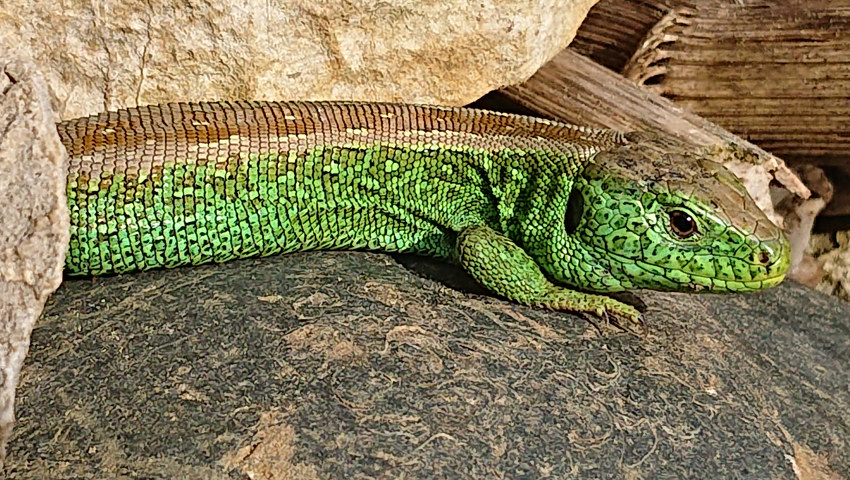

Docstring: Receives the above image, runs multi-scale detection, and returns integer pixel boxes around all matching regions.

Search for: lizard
[58,101,791,327]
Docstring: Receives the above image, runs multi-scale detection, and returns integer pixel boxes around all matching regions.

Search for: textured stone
[0,0,599,121]
[0,58,69,466]
[6,252,850,478]
[809,230,850,301]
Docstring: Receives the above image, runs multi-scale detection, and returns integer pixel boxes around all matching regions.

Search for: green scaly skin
[60,101,790,327]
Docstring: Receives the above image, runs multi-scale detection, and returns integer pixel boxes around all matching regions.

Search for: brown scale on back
[58,101,623,176]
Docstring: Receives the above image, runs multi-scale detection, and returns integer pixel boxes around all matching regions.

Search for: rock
[0,0,599,121]
[0,58,69,467]
[809,230,850,301]
[7,252,849,478]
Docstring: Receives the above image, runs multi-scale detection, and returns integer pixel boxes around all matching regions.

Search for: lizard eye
[669,210,698,238]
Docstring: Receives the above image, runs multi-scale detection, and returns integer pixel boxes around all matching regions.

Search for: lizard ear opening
[564,186,584,234]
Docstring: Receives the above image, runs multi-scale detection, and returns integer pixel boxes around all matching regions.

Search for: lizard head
[557,139,790,293]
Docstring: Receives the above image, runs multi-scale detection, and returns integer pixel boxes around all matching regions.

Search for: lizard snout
[753,235,791,278]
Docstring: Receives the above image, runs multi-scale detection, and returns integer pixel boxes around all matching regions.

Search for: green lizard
[59,101,790,326]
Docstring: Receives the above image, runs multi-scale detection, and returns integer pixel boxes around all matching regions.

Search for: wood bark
[498,49,807,198]
[569,0,675,72]
[621,2,850,165]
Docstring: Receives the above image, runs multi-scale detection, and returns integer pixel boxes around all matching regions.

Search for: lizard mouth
[697,272,787,293]
[655,236,790,292]
[642,269,788,293]
[600,250,790,293]
[660,257,789,292]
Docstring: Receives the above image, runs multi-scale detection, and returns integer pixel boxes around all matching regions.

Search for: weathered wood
[498,48,808,201]
[621,2,850,167]
[569,0,673,72]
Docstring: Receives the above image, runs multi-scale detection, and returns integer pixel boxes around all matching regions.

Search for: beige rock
[809,231,850,302]
[0,0,599,121]
[0,58,69,467]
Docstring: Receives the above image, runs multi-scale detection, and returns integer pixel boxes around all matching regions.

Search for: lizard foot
[453,225,647,335]
[534,288,646,336]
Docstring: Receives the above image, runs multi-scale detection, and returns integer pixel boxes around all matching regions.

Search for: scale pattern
[61,102,609,275]
[59,101,790,325]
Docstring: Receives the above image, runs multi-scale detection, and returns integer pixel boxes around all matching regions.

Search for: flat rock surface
[7,252,850,479]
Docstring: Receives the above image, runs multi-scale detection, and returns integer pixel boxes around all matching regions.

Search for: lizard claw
[528,287,647,336]
[600,304,647,337]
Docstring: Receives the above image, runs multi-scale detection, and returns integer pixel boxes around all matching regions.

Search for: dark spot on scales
[564,186,584,234]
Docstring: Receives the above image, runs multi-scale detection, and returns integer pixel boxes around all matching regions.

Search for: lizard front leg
[455,225,642,326]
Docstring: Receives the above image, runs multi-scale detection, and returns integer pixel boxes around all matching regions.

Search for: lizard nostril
[759,251,770,265]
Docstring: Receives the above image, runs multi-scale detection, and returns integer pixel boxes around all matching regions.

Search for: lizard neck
[495,158,634,293]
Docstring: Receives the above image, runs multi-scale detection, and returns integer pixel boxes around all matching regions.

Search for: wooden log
[569,0,672,72]
[620,2,850,167]
[499,49,807,198]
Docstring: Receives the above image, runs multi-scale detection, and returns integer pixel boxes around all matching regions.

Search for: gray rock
[7,252,849,478]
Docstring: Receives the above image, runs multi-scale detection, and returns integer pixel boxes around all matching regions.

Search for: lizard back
[60,101,621,275]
